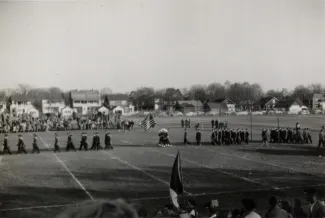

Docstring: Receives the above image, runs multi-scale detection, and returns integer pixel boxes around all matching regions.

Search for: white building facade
[70,90,101,115]
[42,99,66,115]
[10,95,39,118]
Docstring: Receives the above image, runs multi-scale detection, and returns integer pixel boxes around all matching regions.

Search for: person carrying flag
[105,132,113,150]
[66,133,76,152]
[17,134,27,154]
[140,113,156,132]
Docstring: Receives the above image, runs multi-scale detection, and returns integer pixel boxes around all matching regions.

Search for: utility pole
[196,92,198,116]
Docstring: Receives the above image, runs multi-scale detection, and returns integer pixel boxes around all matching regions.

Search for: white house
[70,90,101,115]
[105,94,135,115]
[10,95,39,117]
[42,98,66,115]
[209,98,236,114]
[111,106,124,115]
[274,98,304,114]
[97,106,109,115]
[27,107,39,118]
[61,106,74,118]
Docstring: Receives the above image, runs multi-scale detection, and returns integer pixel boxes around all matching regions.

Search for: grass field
[1,115,325,218]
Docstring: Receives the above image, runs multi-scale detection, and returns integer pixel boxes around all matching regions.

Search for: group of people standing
[1,132,114,155]
[211,128,250,145]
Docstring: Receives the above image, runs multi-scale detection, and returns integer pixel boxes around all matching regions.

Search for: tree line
[0,82,324,112]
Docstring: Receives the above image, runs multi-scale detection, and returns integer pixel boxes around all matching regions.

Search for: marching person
[54,133,60,153]
[318,128,325,157]
[307,128,313,144]
[105,132,113,150]
[184,128,190,145]
[17,134,27,154]
[211,129,217,145]
[2,134,12,155]
[196,129,202,146]
[181,119,185,128]
[211,119,215,129]
[32,134,40,154]
[257,128,269,149]
[95,132,103,150]
[79,132,88,151]
[66,133,76,152]
[245,129,249,144]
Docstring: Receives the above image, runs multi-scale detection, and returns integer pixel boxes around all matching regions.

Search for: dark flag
[140,113,156,132]
[170,151,184,208]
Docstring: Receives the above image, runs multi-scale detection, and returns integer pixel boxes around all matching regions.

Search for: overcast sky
[0,0,324,93]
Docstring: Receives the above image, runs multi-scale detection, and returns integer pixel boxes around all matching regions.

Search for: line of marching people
[1,132,114,155]
[261,127,313,145]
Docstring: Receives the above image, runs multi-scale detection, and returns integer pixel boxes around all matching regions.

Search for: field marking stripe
[101,150,192,195]
[120,140,132,144]
[194,146,325,178]
[39,136,94,201]
[3,182,324,212]
[149,148,277,190]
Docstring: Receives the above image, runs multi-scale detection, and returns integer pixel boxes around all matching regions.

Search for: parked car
[252,111,263,115]
[172,111,184,116]
[236,111,248,116]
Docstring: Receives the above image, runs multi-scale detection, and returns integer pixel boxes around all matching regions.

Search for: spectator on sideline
[241,199,261,218]
[265,196,292,218]
[293,199,307,218]
[304,188,325,218]
[53,199,139,218]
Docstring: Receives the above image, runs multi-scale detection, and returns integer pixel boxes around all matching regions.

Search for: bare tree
[17,84,32,95]
[100,87,113,95]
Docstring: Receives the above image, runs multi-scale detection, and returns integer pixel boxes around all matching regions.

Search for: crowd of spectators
[0,112,135,133]
[53,188,325,218]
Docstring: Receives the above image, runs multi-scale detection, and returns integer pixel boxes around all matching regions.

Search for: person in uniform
[236,129,241,145]
[303,128,308,144]
[211,129,216,145]
[181,119,185,128]
[307,128,313,144]
[17,134,27,154]
[79,132,88,151]
[245,129,249,144]
[105,132,113,150]
[211,120,215,129]
[54,133,60,153]
[32,134,40,154]
[318,129,325,156]
[215,119,219,129]
[258,128,268,148]
[66,133,76,152]
[2,134,12,155]
[91,132,97,150]
[195,123,200,131]
[240,128,245,144]
[196,129,202,146]
[287,128,293,144]
[184,128,190,145]
[95,132,103,150]
[184,119,188,128]
[218,129,225,145]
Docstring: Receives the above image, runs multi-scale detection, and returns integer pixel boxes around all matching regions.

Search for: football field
[1,115,325,218]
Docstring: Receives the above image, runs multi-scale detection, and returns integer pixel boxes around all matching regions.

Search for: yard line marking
[39,136,94,201]
[194,146,325,178]
[0,203,76,212]
[149,148,277,189]
[120,140,133,144]
[100,150,192,195]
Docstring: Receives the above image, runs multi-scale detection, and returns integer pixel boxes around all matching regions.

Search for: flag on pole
[170,151,184,209]
[140,113,156,132]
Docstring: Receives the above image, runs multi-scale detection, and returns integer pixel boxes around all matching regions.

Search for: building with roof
[253,96,279,111]
[97,105,109,115]
[42,98,66,115]
[10,95,39,117]
[312,93,325,110]
[103,93,135,115]
[274,98,305,114]
[209,98,236,114]
[70,90,101,115]
[61,106,74,118]
[178,100,203,115]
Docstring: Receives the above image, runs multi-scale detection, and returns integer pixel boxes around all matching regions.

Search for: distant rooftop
[70,90,99,101]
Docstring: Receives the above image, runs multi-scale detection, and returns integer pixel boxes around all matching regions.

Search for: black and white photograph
[0,0,325,217]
